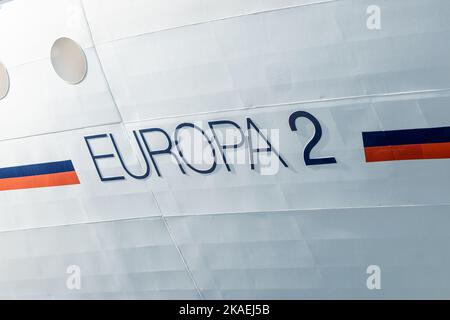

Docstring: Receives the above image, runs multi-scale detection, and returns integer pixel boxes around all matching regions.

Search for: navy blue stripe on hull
[363,126,450,148]
[0,160,75,179]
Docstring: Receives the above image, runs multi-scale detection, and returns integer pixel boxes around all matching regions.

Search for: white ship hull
[0,0,449,299]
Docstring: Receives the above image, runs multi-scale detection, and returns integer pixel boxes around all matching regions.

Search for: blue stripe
[362,126,450,148]
[0,160,75,179]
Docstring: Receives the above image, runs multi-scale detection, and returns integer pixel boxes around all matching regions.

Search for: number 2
[288,111,337,166]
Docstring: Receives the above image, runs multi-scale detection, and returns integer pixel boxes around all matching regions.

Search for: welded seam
[0,203,449,234]
[1,87,449,144]
[162,215,205,300]
[122,87,450,123]
[91,0,341,46]
[79,0,124,123]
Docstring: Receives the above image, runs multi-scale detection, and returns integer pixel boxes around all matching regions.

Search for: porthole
[0,62,9,100]
[51,37,87,84]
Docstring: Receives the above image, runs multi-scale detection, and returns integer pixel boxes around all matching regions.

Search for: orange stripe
[365,142,450,162]
[0,171,80,192]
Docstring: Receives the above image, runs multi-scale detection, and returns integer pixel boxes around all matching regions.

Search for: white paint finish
[0,48,120,140]
[0,217,200,299]
[0,0,120,139]
[95,0,450,122]
[82,0,329,44]
[1,206,450,298]
[167,206,450,299]
[0,124,160,232]
[0,0,92,68]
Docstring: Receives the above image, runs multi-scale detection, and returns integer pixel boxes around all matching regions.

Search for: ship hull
[0,0,449,299]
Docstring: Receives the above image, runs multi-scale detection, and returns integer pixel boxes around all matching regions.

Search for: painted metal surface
[0,0,448,299]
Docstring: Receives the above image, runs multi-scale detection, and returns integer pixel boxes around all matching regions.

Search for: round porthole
[0,62,9,100]
[51,37,87,84]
